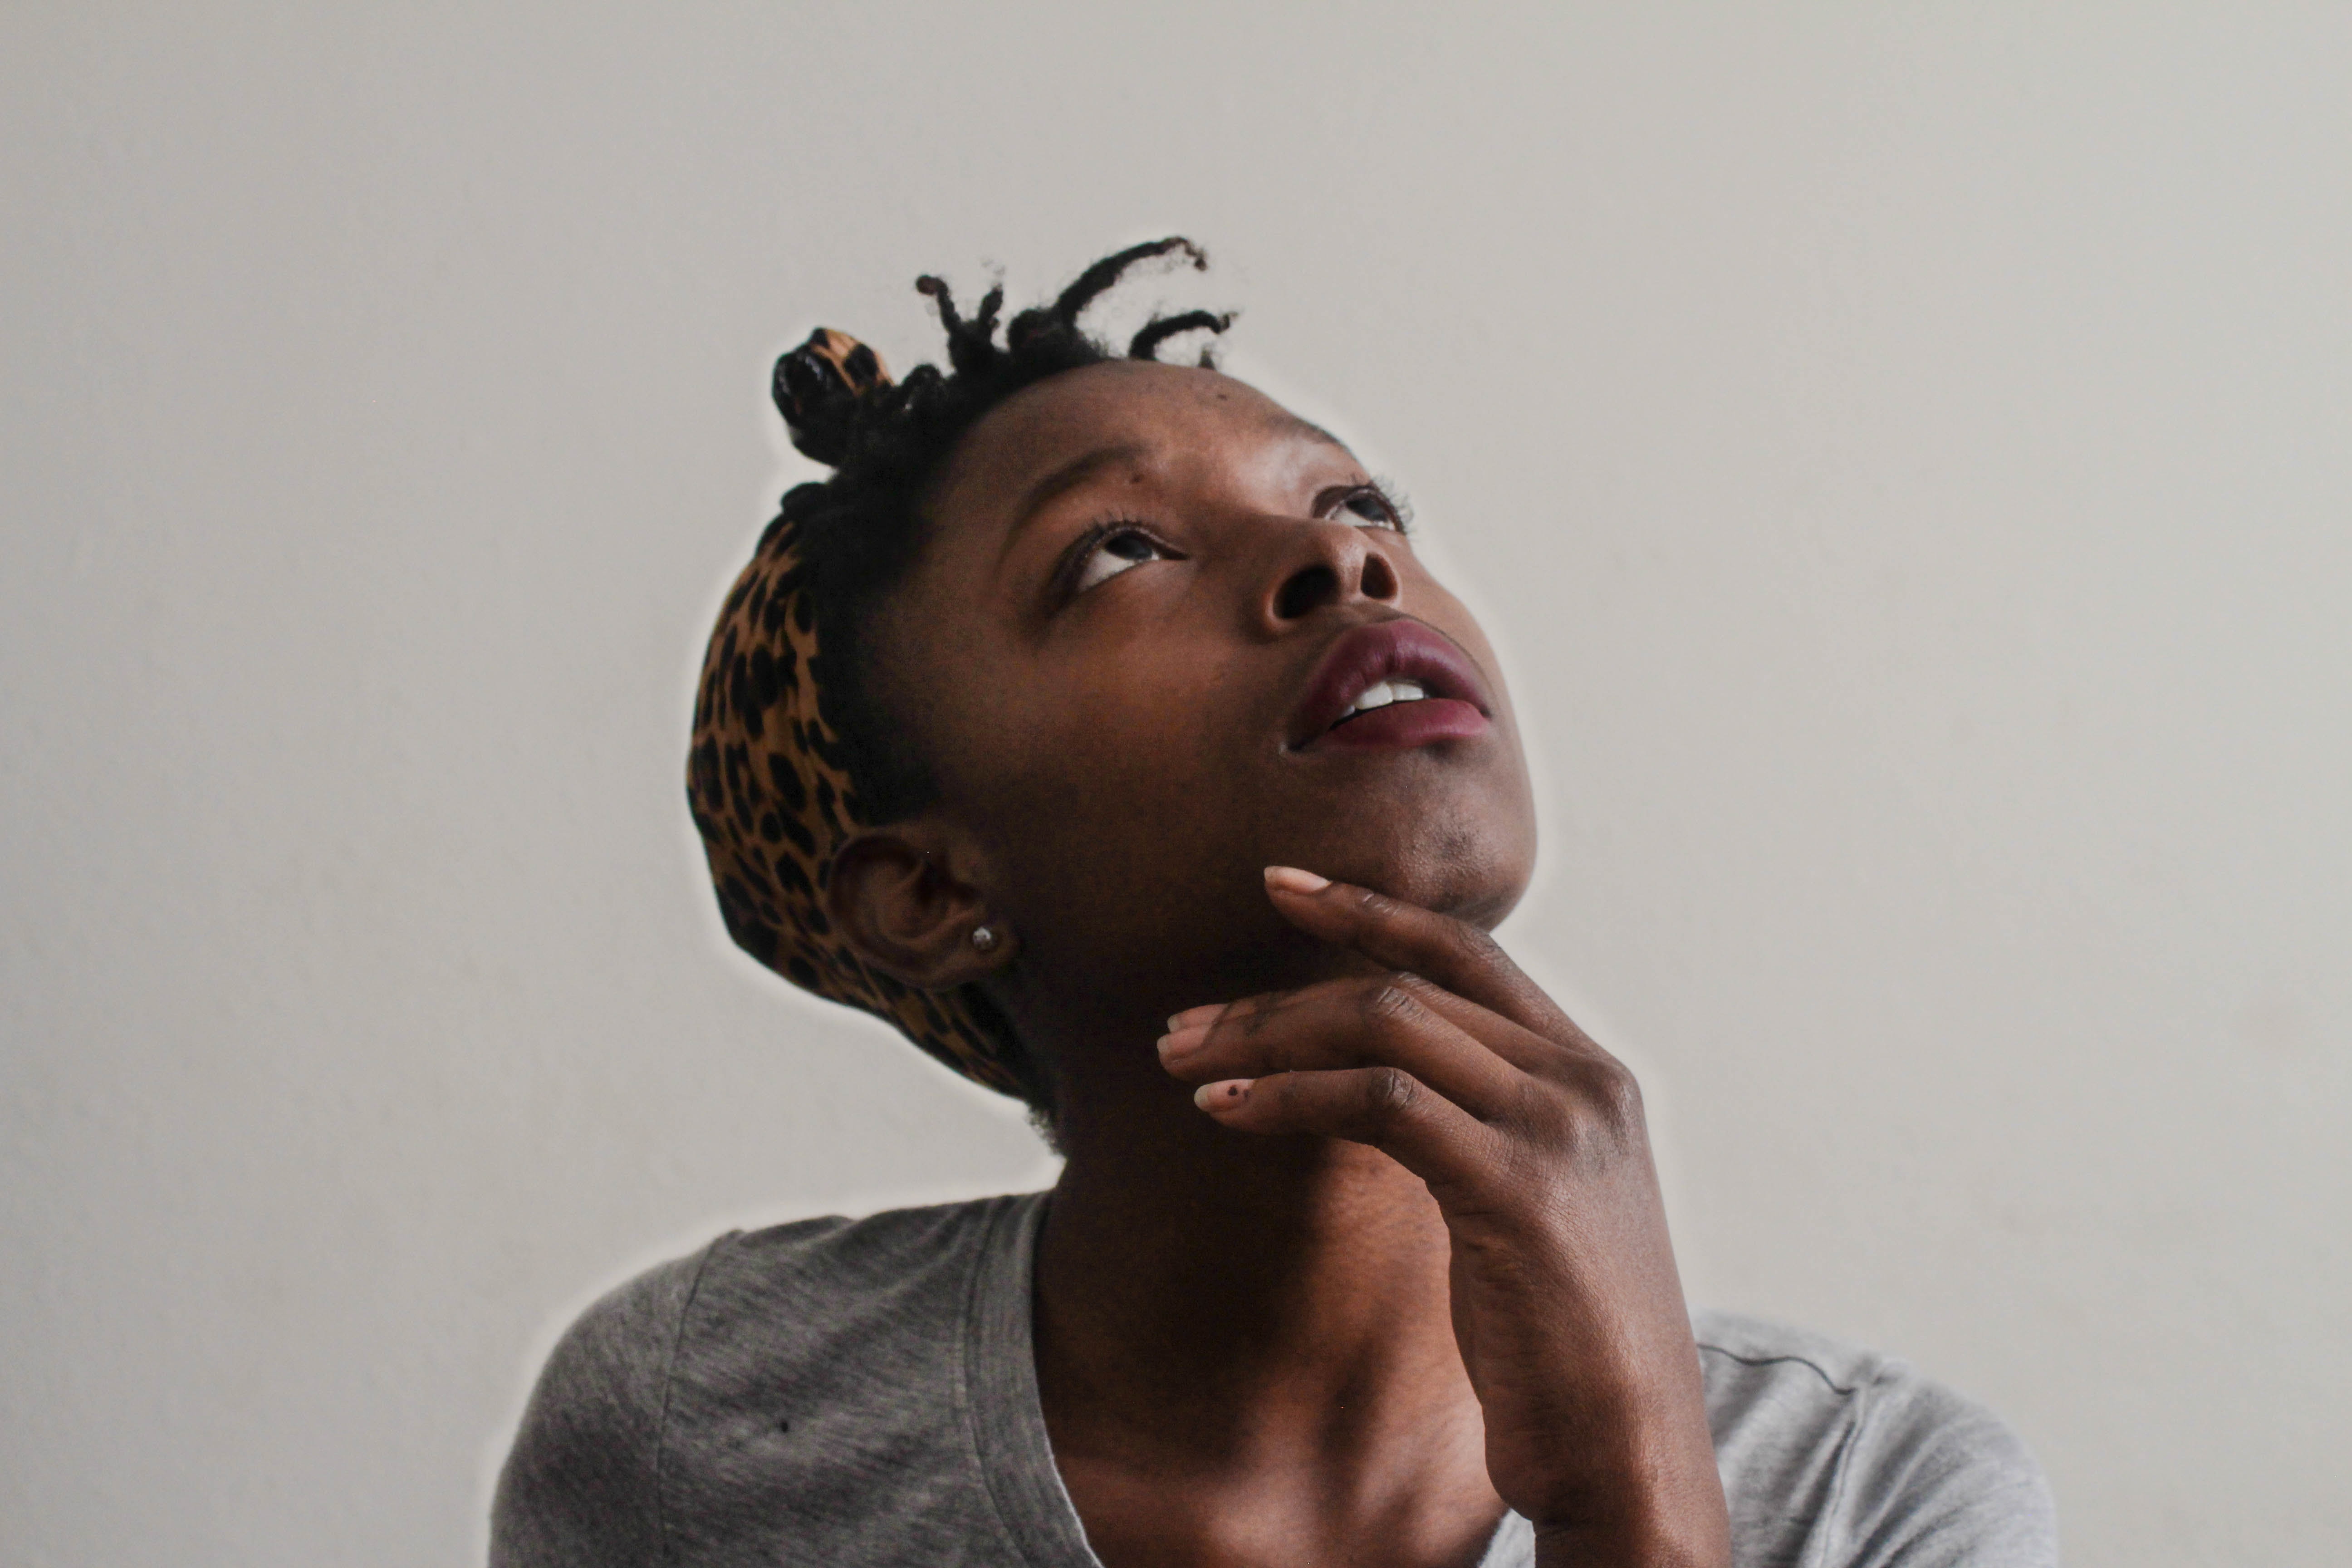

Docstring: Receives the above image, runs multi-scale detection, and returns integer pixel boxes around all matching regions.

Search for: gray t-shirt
[492,1192,2055,1567]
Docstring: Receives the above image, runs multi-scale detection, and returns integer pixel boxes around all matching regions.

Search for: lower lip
[1309,698,1490,751]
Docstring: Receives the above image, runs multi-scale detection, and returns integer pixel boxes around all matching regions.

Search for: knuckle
[1391,970,1444,1002]
[1360,1065,1421,1123]
[1361,980,1423,1025]
[1514,1056,1647,1160]
[1497,1076,1554,1134]
[1591,1056,1643,1114]
[1563,1056,1645,1141]
[1447,922,1506,969]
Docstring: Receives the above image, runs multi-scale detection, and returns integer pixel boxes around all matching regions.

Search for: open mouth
[1330,677,1435,727]
[1286,618,1494,751]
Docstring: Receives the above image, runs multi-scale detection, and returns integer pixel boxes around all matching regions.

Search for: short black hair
[774,237,1233,826]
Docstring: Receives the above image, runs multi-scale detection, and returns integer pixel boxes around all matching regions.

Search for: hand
[1156,867,1731,1568]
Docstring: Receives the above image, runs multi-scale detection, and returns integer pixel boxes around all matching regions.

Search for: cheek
[936,655,1269,973]
[984,651,1240,816]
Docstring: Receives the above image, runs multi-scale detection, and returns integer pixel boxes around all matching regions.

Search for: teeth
[1339,678,1431,720]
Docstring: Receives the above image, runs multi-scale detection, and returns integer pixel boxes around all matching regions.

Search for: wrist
[1528,1475,1732,1568]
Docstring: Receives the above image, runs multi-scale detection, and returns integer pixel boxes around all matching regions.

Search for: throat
[1032,1122,1500,1566]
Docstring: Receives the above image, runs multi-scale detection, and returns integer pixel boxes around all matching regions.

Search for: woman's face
[868,359,1538,1023]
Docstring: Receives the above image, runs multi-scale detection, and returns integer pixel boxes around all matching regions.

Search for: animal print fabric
[686,330,1027,1099]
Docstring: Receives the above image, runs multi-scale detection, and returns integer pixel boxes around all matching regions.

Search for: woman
[492,240,2056,1568]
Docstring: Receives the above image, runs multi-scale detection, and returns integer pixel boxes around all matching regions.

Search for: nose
[1263,520,1402,626]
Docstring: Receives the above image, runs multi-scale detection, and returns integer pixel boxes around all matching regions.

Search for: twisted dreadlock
[784,237,1232,824]
[688,239,1234,1113]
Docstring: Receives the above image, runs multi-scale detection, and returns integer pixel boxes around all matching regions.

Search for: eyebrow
[1272,413,1352,454]
[999,420,1358,561]
[1002,443,1152,549]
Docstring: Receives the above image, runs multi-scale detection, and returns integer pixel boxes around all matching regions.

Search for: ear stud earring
[970,925,999,953]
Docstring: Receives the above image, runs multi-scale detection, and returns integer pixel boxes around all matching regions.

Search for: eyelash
[1336,480,1414,534]
[1051,517,1173,601]
[1053,482,1415,603]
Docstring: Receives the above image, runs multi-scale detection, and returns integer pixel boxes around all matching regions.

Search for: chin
[1410,838,1534,931]
[1281,726,1538,920]
[1304,807,1535,931]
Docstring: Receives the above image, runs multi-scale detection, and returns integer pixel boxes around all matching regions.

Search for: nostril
[1274,564,1340,620]
[1359,552,1398,601]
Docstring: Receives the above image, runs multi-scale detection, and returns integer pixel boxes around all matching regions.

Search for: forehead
[927,360,1347,515]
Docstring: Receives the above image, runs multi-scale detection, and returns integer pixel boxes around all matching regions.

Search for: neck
[1030,1039,1496,1513]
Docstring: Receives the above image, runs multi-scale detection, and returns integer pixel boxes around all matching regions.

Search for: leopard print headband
[685,329,1029,1098]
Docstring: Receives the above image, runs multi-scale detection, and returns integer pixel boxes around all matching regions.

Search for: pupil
[1108,534,1154,560]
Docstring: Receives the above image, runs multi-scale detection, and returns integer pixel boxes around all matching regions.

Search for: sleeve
[489,1247,716,1568]
[1830,1369,2060,1568]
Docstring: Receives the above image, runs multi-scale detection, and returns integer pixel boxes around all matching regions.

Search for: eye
[1069,526,1178,593]
[1322,482,1412,532]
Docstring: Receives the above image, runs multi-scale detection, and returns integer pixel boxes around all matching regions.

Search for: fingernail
[1166,1003,1225,1032]
[1263,866,1330,895]
[1156,1025,1210,1059]
[1194,1078,1253,1109]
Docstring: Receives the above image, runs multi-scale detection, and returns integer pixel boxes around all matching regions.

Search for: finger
[1194,1066,1504,1196]
[1171,974,1476,1048]
[1160,975,1525,1119]
[1166,974,1364,1036]
[1261,866,1592,1051]
[1175,970,1571,1082]
[1195,968,1580,1081]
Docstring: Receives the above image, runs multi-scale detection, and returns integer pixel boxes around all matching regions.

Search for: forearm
[1523,1387,1731,1568]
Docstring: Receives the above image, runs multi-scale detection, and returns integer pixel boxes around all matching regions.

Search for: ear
[825,823,1012,990]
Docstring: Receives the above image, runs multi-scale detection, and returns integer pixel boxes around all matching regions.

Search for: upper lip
[1284,617,1495,749]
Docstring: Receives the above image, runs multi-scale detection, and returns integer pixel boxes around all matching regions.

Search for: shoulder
[490,1196,1032,1568]
[671,1194,1029,1399]
[490,1238,736,1567]
[1693,1310,2058,1568]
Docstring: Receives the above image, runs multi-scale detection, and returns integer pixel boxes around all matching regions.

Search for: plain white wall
[5,5,2346,1564]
